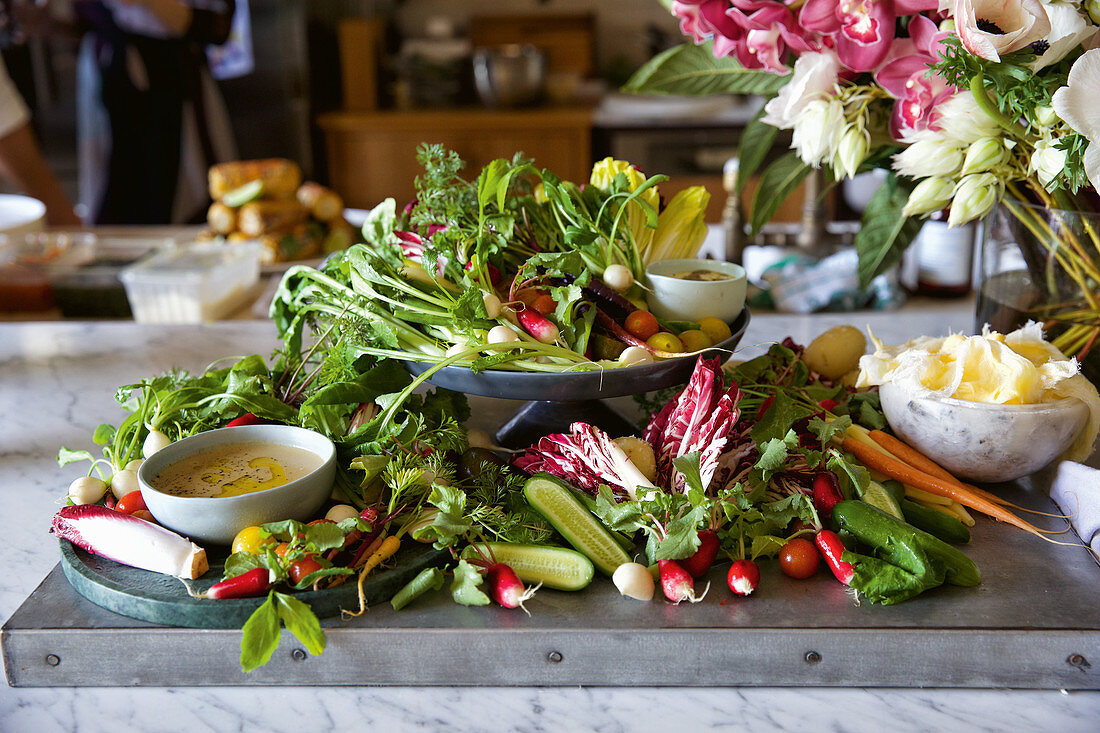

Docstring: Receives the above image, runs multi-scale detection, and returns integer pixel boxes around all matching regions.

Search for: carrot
[841,436,1067,541]
[867,429,1067,516]
[344,535,401,617]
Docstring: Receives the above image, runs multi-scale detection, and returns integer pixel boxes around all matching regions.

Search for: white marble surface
[2,315,1098,732]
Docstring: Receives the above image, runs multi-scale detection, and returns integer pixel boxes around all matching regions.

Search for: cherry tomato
[231,526,275,555]
[625,310,659,341]
[116,490,147,515]
[779,538,820,579]
[531,294,557,315]
[289,554,323,585]
[131,510,156,523]
[274,542,291,559]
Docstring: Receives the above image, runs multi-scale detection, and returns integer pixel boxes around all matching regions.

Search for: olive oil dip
[669,269,734,282]
[153,441,322,498]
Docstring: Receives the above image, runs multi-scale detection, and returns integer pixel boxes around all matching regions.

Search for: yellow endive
[589,157,660,254]
[647,186,710,264]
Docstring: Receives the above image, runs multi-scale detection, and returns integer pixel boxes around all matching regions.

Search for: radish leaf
[240,592,280,673]
[275,591,326,656]
[450,559,491,606]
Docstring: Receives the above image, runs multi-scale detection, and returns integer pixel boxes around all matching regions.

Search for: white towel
[1049,461,1100,555]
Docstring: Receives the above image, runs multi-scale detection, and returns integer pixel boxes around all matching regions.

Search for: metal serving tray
[4,477,1098,689]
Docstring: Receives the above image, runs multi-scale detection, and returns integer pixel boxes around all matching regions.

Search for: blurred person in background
[0,51,80,225]
[74,0,237,225]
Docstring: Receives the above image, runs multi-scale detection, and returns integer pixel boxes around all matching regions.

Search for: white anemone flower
[1033,2,1098,70]
[761,51,840,130]
[954,0,1051,62]
[1030,137,1068,187]
[1051,48,1100,190]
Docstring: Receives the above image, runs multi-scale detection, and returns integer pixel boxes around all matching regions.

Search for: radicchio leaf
[514,422,657,499]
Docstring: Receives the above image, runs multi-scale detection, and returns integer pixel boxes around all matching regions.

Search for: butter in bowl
[859,324,1100,483]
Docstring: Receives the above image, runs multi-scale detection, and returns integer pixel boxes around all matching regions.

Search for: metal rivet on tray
[804,651,822,664]
[45,654,60,667]
[547,651,563,664]
[291,648,307,662]
[1067,654,1090,669]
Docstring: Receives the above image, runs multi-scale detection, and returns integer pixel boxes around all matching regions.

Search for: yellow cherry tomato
[231,526,275,555]
[679,329,714,352]
[646,332,685,354]
[697,317,732,344]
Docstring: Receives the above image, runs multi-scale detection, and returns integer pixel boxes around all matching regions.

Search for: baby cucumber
[464,542,594,591]
[523,474,631,576]
[900,499,971,544]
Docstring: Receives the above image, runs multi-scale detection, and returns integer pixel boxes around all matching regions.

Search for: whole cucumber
[833,500,981,587]
[900,499,971,544]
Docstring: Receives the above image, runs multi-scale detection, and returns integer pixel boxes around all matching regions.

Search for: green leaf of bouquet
[623,42,790,97]
[855,172,924,287]
[736,108,780,195]
[749,152,812,234]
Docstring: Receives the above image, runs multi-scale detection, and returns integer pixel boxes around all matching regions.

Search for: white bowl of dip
[879,381,1090,482]
[137,425,336,545]
[645,258,747,323]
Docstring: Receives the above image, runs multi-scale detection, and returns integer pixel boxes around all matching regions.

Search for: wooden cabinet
[318,107,593,209]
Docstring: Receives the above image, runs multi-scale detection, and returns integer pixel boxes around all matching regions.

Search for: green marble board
[58,539,449,629]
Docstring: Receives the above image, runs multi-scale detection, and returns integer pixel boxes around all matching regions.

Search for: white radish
[68,476,108,505]
[482,291,502,319]
[603,264,634,292]
[618,346,653,367]
[52,504,208,579]
[613,562,655,601]
[325,504,359,523]
[487,325,520,344]
[143,429,171,458]
[109,468,139,500]
[445,343,475,360]
[125,459,144,471]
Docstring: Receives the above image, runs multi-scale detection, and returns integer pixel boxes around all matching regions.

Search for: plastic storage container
[49,237,173,318]
[0,232,97,312]
[120,242,261,323]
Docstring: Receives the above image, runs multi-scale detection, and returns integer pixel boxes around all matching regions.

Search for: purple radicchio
[514,422,657,499]
[643,356,742,492]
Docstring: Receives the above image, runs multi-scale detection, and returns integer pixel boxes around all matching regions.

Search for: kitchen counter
[2,313,1098,732]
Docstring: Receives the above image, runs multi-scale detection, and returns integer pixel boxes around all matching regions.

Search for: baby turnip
[143,428,171,458]
[68,476,108,505]
[612,562,655,601]
[325,504,359,523]
[482,291,502,319]
[618,346,653,367]
[445,343,476,360]
[487,325,521,345]
[125,459,143,472]
[109,468,139,501]
[602,264,634,293]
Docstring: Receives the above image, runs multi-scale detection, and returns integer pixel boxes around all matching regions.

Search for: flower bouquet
[629,0,1100,375]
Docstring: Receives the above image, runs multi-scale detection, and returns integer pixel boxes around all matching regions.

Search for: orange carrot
[842,436,1065,540]
[866,429,1066,516]
[868,430,1012,507]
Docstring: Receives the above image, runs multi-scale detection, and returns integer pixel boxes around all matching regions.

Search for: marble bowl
[879,381,1090,483]
[645,258,747,323]
[137,425,336,545]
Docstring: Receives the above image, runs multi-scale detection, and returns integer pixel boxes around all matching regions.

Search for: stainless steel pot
[472,44,547,108]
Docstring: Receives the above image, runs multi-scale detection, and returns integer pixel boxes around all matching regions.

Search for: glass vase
[976,201,1100,387]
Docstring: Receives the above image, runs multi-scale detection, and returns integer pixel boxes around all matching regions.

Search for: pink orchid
[801,0,940,72]
[875,14,956,140]
[672,1,822,72]
[953,0,1051,62]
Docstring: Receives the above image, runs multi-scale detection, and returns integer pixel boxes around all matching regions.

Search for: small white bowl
[0,194,46,237]
[645,258,747,323]
[879,381,1090,483]
[138,425,336,545]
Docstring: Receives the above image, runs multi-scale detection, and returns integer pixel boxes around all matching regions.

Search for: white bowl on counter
[645,258,747,323]
[879,381,1090,482]
[0,194,46,237]
[137,425,336,545]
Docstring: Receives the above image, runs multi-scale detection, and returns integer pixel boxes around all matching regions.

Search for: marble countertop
[2,313,1098,732]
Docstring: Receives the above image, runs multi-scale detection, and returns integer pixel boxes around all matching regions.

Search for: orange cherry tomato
[625,310,659,341]
[531,294,557,315]
[116,490,147,515]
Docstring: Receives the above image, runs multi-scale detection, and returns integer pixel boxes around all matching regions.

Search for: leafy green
[736,108,782,195]
[624,42,790,96]
[240,592,281,673]
[391,567,446,611]
[750,152,813,235]
[450,559,491,606]
[854,171,923,287]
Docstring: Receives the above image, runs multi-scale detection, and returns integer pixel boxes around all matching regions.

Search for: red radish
[815,530,855,585]
[52,504,208,579]
[517,308,559,344]
[360,506,380,525]
[227,413,264,427]
[680,530,720,579]
[202,568,274,599]
[464,260,501,286]
[812,471,843,519]
[818,399,840,412]
[116,490,147,515]
[727,559,760,596]
[658,559,708,604]
[486,563,538,613]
